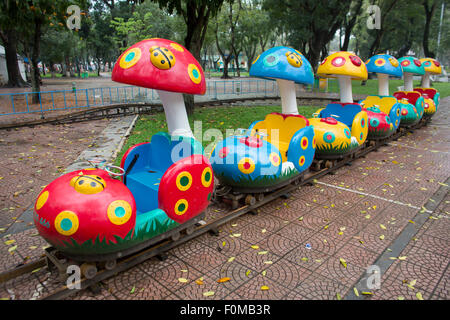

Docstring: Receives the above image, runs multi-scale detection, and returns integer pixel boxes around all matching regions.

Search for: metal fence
[0,78,338,116]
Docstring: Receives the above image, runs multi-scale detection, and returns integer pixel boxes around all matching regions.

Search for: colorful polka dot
[264,54,279,67]
[201,167,213,188]
[174,199,188,216]
[361,118,365,128]
[301,137,309,150]
[298,156,306,167]
[36,191,49,210]
[344,128,351,139]
[107,200,132,225]
[370,118,380,128]
[54,211,79,236]
[323,132,336,143]
[176,171,192,191]
[269,152,281,167]
[119,48,142,69]
[238,157,256,174]
[331,56,346,67]
[375,58,386,67]
[188,64,202,84]
[219,147,229,159]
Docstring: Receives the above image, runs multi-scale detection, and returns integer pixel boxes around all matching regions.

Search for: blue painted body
[122,133,203,214]
[319,103,363,128]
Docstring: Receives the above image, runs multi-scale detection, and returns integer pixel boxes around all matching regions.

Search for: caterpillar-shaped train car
[33,39,443,268]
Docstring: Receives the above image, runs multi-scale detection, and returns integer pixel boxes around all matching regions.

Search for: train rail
[0,116,429,300]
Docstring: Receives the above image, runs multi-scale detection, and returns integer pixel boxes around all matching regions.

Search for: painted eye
[176,171,192,191]
[413,59,422,67]
[332,56,346,67]
[150,46,176,70]
[119,48,142,69]
[370,118,380,128]
[54,211,79,236]
[401,60,410,67]
[201,167,213,188]
[107,200,132,225]
[264,54,279,67]
[188,64,202,84]
[350,55,362,66]
[433,60,440,67]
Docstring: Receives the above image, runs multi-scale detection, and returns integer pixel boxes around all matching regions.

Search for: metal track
[0,117,428,300]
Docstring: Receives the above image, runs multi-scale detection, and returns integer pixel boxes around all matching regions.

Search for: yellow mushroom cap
[420,58,442,75]
[317,51,368,81]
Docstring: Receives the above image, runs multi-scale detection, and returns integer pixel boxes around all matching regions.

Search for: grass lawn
[114,104,319,165]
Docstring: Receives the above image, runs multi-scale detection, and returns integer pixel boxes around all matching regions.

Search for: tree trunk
[30,21,42,104]
[423,0,438,58]
[2,29,28,87]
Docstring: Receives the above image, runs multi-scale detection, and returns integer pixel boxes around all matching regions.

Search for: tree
[422,0,439,58]
[264,0,354,71]
[0,0,29,87]
[154,0,225,115]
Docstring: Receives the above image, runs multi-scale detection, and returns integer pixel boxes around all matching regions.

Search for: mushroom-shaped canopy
[112,38,206,95]
[420,58,442,75]
[317,51,368,80]
[398,57,425,75]
[365,54,403,78]
[250,46,314,85]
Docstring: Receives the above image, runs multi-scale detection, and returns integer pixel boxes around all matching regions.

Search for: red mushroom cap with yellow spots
[112,38,206,95]
[317,51,368,81]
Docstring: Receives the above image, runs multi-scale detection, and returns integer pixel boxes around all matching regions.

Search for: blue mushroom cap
[365,54,403,78]
[250,46,314,85]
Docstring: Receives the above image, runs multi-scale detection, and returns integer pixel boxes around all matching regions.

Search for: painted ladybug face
[286,51,303,68]
[70,174,106,195]
[150,46,176,70]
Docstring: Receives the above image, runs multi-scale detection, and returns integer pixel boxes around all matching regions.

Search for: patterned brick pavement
[0,97,449,300]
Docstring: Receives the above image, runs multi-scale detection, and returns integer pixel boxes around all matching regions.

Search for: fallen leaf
[217,277,231,283]
[336,293,342,300]
[380,224,387,230]
[353,287,359,297]
[195,279,204,285]
[398,256,407,261]
[245,270,251,277]
[251,245,259,250]
[258,251,268,255]
[416,292,424,300]
[261,285,269,291]
[263,261,273,265]
[398,296,405,300]
[130,286,136,294]
[227,257,235,263]
[379,235,385,240]
[8,245,17,253]
[4,240,15,245]
[203,291,215,297]
[178,278,188,283]
[339,258,347,268]
[361,291,373,295]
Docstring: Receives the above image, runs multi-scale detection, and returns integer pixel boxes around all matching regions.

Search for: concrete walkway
[0,98,448,300]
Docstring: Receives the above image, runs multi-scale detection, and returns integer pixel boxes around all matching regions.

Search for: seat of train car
[393,91,421,106]
[414,88,437,99]
[251,112,309,162]
[319,103,362,128]
[122,133,200,214]
[360,96,397,115]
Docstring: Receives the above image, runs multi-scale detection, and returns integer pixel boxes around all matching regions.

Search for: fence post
[85,89,89,108]
[74,89,78,108]
[10,95,16,113]
[51,92,55,110]
[63,91,67,109]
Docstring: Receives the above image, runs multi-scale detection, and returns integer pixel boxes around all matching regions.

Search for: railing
[0,78,337,116]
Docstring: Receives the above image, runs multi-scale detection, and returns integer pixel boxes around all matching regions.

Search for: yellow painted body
[251,113,309,162]
[361,96,397,115]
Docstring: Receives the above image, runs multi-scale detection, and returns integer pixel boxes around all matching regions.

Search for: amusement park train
[32,38,443,275]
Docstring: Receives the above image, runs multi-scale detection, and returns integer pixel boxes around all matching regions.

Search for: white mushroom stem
[338,76,353,104]
[157,90,193,138]
[421,72,431,88]
[276,79,298,115]
[377,73,390,96]
[403,72,414,91]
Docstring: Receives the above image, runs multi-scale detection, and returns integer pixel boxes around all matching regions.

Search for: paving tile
[284,246,330,272]
[234,246,281,273]
[263,259,312,290]
[294,274,348,300]
[233,274,292,300]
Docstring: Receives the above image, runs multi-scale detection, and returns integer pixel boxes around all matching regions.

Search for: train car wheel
[80,263,97,280]
[186,225,195,235]
[245,195,256,206]
[104,260,117,271]
[256,193,265,202]
[171,231,181,241]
